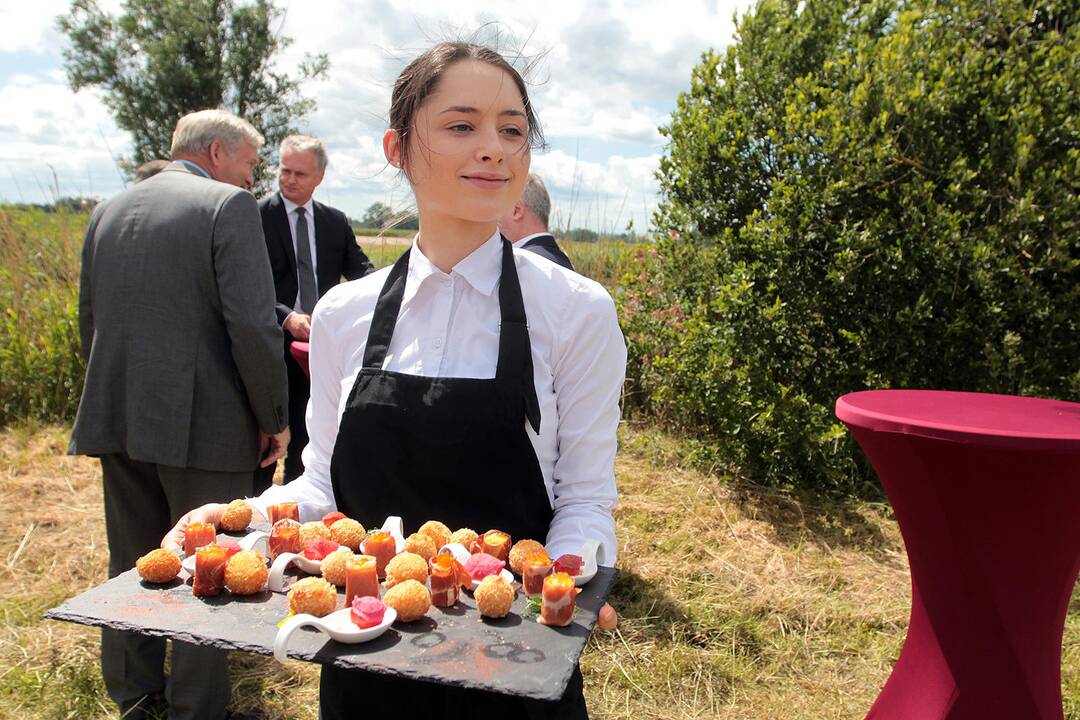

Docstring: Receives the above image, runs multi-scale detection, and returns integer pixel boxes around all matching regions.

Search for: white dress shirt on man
[251,230,626,562]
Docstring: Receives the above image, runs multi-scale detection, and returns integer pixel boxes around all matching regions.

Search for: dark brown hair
[389,42,545,175]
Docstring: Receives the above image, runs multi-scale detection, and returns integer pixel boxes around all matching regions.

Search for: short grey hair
[521,173,551,227]
[280,134,328,172]
[170,109,264,158]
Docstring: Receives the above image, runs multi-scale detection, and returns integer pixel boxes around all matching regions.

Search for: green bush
[623,0,1080,493]
[0,208,87,426]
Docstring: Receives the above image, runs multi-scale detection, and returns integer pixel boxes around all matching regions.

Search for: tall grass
[0,207,86,426]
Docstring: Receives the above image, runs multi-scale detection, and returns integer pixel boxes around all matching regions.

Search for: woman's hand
[598,602,617,631]
[161,503,228,553]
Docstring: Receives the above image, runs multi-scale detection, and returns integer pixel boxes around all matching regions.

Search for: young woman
[164,41,625,718]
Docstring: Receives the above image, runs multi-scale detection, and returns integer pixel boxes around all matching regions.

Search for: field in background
[3,423,1079,719]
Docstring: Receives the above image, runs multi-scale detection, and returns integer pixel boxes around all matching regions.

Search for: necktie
[294,207,317,314]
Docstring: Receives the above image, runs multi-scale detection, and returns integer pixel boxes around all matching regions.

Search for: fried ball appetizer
[219,499,252,532]
[288,577,337,618]
[224,550,268,595]
[508,539,546,575]
[449,527,478,548]
[382,579,430,622]
[136,548,181,584]
[417,520,451,550]
[300,521,332,545]
[329,518,366,551]
[321,547,357,587]
[474,575,515,619]
[383,552,428,588]
[404,532,437,560]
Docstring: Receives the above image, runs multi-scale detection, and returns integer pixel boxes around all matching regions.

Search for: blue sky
[0,0,749,233]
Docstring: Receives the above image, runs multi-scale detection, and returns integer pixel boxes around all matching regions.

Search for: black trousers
[100,452,250,720]
[253,348,310,494]
[319,664,588,720]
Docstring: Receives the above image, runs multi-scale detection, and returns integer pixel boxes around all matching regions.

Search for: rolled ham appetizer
[183,522,216,557]
[268,519,301,561]
[429,551,470,608]
[521,550,552,596]
[539,572,580,627]
[193,544,228,597]
[474,530,511,564]
[267,502,300,524]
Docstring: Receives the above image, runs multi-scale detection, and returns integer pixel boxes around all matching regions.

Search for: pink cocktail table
[836,390,1080,719]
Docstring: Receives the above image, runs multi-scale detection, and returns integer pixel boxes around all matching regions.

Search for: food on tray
[417,520,451,550]
[553,554,584,577]
[362,530,396,579]
[288,577,337,617]
[476,530,511,563]
[382,579,430,622]
[268,519,302,561]
[193,544,229,597]
[350,596,386,629]
[224,550,268,595]
[539,572,579,627]
[299,521,331,545]
[404,532,437,560]
[136,548,181,583]
[429,551,469,608]
[521,550,553,596]
[302,538,340,561]
[474,575,515,619]
[217,537,242,559]
[508,539,545,575]
[219,499,252,532]
[320,547,356,587]
[321,511,347,528]
[183,522,216,557]
[449,527,478,548]
[330,518,366,551]
[345,555,379,606]
[463,552,504,582]
[384,552,428,588]
[267,502,299,525]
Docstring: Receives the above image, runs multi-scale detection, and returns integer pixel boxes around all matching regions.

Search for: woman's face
[386,60,531,224]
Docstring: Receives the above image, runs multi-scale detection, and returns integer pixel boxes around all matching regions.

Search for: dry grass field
[2,423,1078,719]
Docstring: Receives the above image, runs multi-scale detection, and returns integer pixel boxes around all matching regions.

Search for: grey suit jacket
[69,162,289,472]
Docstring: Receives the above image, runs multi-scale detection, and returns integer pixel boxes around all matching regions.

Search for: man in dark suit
[254,135,374,494]
[69,110,290,720]
[497,173,575,271]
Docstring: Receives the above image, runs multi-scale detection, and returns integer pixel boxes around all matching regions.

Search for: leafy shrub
[0,208,87,425]
[623,0,1080,492]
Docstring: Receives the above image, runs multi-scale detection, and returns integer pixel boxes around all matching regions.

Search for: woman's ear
[383,129,402,168]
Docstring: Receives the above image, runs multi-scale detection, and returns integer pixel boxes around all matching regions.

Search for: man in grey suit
[69,109,290,720]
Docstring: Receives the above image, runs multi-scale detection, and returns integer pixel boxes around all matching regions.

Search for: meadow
[1,206,1078,718]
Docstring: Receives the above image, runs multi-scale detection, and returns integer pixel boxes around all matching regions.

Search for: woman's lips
[462,175,509,189]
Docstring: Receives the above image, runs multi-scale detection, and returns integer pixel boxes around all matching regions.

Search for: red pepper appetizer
[192,544,228,597]
[539,572,580,627]
[553,553,584,577]
[183,522,216,557]
[268,518,301,561]
[303,538,340,561]
[350,596,386,629]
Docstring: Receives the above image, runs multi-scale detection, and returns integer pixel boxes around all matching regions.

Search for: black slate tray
[44,565,618,701]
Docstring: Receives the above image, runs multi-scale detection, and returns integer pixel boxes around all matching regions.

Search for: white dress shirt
[512,231,551,249]
[252,230,626,563]
[281,195,317,314]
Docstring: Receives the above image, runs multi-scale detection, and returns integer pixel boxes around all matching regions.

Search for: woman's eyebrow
[439,105,526,118]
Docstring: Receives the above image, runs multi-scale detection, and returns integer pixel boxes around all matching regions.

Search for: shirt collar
[176,160,211,178]
[281,194,314,217]
[512,231,551,248]
[402,230,503,310]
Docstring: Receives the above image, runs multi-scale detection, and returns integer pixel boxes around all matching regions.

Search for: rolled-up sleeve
[544,283,626,565]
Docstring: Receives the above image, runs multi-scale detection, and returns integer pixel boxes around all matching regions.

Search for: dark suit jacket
[521,233,575,271]
[260,192,374,327]
[69,163,289,472]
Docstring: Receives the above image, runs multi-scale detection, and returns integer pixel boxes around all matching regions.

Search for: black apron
[320,238,587,720]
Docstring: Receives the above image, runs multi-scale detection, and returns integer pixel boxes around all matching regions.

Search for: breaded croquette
[321,547,356,587]
[224,550,267,595]
[474,574,515,619]
[300,521,331,545]
[449,527,478,548]
[383,552,428,588]
[329,518,366,551]
[508,539,546,575]
[136,548,181,584]
[288,577,337,617]
[417,520,451,550]
[382,579,430,622]
[219,499,252,532]
[403,532,437,560]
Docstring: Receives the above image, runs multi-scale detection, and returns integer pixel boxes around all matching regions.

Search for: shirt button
[434,337,443,348]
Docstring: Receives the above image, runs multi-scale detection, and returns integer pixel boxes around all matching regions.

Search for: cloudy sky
[0,0,749,233]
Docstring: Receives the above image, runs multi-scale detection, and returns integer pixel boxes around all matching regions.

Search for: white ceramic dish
[273,606,396,663]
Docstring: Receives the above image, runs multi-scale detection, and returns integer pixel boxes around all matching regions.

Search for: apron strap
[496,238,541,434]
[362,247,411,370]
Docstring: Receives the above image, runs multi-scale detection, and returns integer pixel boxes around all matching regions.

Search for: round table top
[835,389,1080,450]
